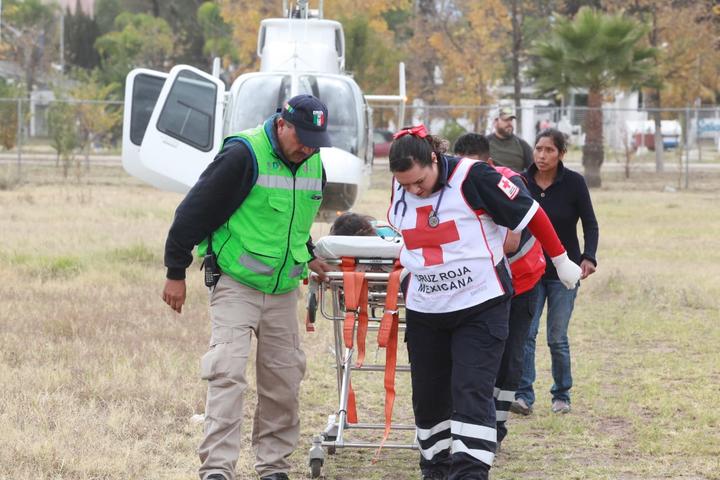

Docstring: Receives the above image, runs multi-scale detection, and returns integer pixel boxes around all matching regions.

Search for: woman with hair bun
[386,125,582,480]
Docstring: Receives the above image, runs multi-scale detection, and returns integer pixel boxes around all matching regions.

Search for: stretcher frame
[306,255,417,478]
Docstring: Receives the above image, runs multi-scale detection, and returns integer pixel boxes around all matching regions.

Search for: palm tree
[529,7,657,187]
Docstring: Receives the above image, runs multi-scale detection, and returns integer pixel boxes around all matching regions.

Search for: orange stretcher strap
[374,261,403,461]
[346,380,358,424]
[340,257,370,424]
[377,263,402,348]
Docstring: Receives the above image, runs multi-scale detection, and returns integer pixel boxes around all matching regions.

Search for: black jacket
[164,116,326,280]
[522,162,599,280]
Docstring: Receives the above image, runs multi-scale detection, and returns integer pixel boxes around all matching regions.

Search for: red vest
[494,166,545,295]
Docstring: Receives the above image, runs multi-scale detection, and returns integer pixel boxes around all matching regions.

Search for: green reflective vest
[199,123,323,294]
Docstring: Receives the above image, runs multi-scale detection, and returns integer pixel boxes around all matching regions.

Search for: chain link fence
[2,97,720,188]
[0,97,124,186]
[371,103,720,188]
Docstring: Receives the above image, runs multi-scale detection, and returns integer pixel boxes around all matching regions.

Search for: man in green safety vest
[162,95,332,480]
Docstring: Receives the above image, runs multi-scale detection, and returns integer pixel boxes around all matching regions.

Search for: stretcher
[305,233,416,478]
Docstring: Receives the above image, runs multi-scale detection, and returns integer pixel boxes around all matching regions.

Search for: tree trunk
[582,88,604,188]
[510,0,523,127]
[645,9,665,173]
[653,109,664,172]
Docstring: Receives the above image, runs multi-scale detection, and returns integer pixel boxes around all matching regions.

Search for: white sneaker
[551,400,571,414]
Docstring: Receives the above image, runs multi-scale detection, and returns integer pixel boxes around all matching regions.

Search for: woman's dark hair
[388,129,449,172]
[535,128,568,155]
[330,212,376,236]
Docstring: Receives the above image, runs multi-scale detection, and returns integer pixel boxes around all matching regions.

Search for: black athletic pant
[406,298,511,480]
[494,284,540,444]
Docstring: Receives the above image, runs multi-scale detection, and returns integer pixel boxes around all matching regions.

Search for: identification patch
[497,177,519,199]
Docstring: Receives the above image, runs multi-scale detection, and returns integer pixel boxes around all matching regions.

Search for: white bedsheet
[314,235,403,260]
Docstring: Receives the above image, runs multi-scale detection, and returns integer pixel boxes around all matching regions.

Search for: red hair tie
[393,124,428,140]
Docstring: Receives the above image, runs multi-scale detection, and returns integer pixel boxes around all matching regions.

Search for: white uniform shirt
[388,157,538,313]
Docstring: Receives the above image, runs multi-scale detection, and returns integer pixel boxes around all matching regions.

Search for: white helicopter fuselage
[121,14,400,220]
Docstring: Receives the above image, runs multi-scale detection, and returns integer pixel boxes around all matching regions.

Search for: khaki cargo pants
[198,275,306,480]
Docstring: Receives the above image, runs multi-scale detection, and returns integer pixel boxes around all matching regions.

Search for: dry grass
[1,163,719,479]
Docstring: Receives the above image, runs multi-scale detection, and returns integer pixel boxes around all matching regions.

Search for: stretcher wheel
[310,458,322,478]
[321,434,337,455]
[307,292,318,323]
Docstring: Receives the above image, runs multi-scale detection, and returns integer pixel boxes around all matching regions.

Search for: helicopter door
[137,65,226,193]
[121,68,168,183]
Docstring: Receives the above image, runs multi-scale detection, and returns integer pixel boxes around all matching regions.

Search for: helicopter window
[298,75,358,153]
[130,74,165,146]
[156,70,217,152]
[230,75,292,131]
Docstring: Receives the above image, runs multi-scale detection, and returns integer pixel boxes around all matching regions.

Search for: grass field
[1,163,719,480]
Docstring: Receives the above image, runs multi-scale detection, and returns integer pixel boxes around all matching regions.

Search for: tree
[217,0,406,87]
[217,1,278,74]
[503,0,563,125]
[197,2,238,67]
[341,15,401,93]
[425,0,509,130]
[605,1,720,172]
[94,12,174,87]
[0,0,58,95]
[529,7,657,187]
[64,2,101,70]
[47,99,79,177]
[0,80,24,151]
[69,72,122,171]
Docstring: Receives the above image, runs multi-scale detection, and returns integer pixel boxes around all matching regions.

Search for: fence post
[684,106,690,189]
[16,98,23,179]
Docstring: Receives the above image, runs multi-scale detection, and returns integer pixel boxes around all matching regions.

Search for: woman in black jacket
[512,128,599,416]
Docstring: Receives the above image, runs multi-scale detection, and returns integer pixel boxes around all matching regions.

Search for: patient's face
[393,160,439,198]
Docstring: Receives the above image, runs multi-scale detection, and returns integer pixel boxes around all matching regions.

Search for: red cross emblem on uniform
[497,176,519,199]
[402,205,460,266]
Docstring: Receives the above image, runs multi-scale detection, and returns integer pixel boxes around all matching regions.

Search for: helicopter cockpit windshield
[227,73,365,158]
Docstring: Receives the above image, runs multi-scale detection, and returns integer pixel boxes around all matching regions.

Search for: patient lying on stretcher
[313,212,403,271]
[330,212,377,236]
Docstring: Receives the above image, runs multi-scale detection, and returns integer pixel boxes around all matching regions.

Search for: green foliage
[439,119,467,148]
[95,12,174,86]
[0,80,23,151]
[109,243,158,266]
[64,3,101,70]
[528,7,658,186]
[28,255,84,280]
[1,0,58,93]
[2,0,56,26]
[528,7,657,96]
[341,15,402,93]
[69,70,122,157]
[197,2,238,64]
[47,100,79,178]
[94,0,122,36]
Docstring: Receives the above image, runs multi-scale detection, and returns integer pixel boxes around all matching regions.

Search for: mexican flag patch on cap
[312,110,325,127]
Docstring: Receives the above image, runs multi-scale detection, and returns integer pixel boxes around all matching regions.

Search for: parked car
[373,129,393,157]
[627,120,682,151]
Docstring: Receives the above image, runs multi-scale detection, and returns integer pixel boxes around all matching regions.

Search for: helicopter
[121,0,405,220]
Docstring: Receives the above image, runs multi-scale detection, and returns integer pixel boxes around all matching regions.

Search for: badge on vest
[497,177,519,199]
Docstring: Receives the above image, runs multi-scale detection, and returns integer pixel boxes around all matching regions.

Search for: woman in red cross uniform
[386,125,582,480]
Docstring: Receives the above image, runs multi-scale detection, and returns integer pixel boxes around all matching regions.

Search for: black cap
[280,94,332,148]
